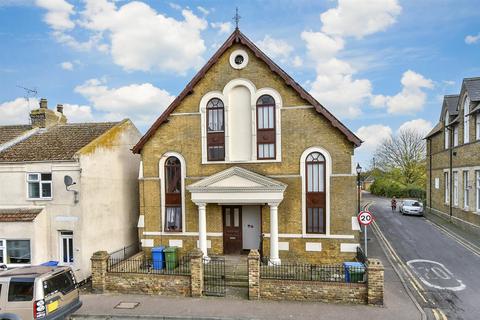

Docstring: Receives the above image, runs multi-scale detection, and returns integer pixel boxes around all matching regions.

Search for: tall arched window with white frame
[164,156,182,232]
[444,111,450,149]
[305,152,326,234]
[256,94,276,159]
[206,98,225,161]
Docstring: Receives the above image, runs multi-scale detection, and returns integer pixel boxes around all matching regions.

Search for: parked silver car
[0,266,82,320]
[399,199,424,216]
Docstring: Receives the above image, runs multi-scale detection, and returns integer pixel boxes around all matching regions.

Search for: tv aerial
[16,85,38,108]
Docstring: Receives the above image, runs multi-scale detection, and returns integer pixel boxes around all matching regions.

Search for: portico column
[197,203,208,258]
[268,203,281,265]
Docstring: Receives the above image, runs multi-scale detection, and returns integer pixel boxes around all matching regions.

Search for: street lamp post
[356,163,362,214]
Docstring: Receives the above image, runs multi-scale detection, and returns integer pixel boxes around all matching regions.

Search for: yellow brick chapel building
[133,29,363,264]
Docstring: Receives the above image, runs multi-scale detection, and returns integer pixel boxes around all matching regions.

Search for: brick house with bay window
[133,29,363,263]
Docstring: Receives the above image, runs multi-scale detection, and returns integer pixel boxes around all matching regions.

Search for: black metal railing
[260,259,366,283]
[108,243,140,262]
[356,246,367,264]
[107,255,191,275]
[203,256,226,296]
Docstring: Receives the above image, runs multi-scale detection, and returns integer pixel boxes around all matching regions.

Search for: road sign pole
[364,225,368,257]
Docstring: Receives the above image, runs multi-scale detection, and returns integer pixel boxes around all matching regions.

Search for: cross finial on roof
[233,7,241,29]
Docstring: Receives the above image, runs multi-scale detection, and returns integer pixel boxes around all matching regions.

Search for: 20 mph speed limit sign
[358,210,374,226]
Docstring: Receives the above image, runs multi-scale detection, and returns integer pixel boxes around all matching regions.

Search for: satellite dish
[64,175,75,188]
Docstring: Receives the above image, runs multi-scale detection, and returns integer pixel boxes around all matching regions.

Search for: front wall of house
[139,43,359,263]
[427,103,480,234]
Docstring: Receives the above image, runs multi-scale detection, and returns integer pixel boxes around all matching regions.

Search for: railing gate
[203,256,225,296]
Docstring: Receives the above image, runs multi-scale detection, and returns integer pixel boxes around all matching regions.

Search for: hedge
[370,178,426,200]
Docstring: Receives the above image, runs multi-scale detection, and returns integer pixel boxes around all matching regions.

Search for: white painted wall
[0,121,141,280]
[228,86,252,161]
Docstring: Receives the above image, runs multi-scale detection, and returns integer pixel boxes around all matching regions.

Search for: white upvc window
[463,171,469,209]
[476,114,480,141]
[444,172,449,204]
[464,96,470,144]
[27,173,52,199]
[453,171,459,206]
[60,231,74,264]
[0,239,31,266]
[445,111,450,149]
[453,125,459,147]
[476,171,480,212]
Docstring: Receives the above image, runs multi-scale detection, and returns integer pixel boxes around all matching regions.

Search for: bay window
[256,95,276,159]
[27,173,52,199]
[306,152,326,234]
[165,157,182,231]
[206,98,225,161]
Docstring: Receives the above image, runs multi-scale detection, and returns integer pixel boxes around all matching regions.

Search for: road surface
[365,193,480,320]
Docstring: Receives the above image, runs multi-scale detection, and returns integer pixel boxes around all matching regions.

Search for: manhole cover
[114,302,140,309]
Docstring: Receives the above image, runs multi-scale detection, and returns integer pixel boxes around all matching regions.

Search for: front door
[223,206,242,254]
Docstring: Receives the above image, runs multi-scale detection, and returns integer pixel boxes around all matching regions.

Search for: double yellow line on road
[426,220,480,258]
[365,202,449,320]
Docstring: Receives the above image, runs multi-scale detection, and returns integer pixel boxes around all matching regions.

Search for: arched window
[206,98,225,161]
[444,111,450,149]
[306,152,326,233]
[464,95,470,144]
[256,95,276,159]
[165,156,182,231]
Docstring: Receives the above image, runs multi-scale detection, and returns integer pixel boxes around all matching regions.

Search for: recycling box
[151,246,165,270]
[343,261,365,283]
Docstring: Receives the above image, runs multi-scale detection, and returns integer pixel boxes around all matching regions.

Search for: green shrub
[370,178,425,200]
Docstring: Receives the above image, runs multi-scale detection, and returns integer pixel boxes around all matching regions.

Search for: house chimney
[39,98,48,109]
[30,98,67,128]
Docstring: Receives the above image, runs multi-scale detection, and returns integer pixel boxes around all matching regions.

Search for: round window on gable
[229,49,248,69]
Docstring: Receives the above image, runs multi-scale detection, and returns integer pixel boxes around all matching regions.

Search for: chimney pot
[56,104,64,114]
[39,98,48,109]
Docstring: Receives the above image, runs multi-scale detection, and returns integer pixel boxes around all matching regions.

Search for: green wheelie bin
[164,246,179,270]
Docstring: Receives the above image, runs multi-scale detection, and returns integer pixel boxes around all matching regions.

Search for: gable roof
[439,95,459,122]
[464,77,480,102]
[0,122,119,162]
[0,125,33,146]
[132,29,362,153]
[187,166,286,193]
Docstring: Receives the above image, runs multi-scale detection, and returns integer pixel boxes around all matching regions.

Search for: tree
[373,128,426,186]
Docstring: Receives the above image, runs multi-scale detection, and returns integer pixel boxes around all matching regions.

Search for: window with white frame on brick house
[453,125,459,147]
[444,172,449,204]
[476,171,480,212]
[305,152,326,234]
[463,96,470,144]
[476,114,480,140]
[164,156,182,232]
[206,98,225,161]
[27,173,52,199]
[453,171,459,206]
[444,112,450,149]
[463,171,469,209]
[256,95,276,159]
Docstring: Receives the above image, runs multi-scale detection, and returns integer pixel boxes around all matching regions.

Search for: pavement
[72,197,422,320]
[365,193,480,320]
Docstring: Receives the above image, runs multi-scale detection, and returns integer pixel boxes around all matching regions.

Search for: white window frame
[476,114,480,141]
[0,239,31,267]
[434,177,440,189]
[476,171,480,213]
[59,231,74,265]
[26,172,52,200]
[464,96,470,144]
[463,171,469,209]
[444,172,449,204]
[453,125,459,147]
[453,171,459,206]
[444,111,450,149]
[0,240,5,265]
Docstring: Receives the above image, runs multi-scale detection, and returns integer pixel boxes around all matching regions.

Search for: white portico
[187,167,286,264]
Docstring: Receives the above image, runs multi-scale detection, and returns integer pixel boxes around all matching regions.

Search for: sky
[0,0,479,167]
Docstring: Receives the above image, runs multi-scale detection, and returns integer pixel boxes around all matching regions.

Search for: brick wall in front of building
[105,272,191,296]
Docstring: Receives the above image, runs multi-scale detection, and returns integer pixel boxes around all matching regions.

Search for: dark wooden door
[223,206,242,254]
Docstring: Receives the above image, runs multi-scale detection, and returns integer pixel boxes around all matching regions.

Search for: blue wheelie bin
[152,246,165,270]
[343,262,365,283]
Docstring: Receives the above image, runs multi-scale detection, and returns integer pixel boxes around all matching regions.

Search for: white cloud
[372,70,434,114]
[465,33,480,44]
[38,0,208,74]
[60,61,74,70]
[197,6,209,15]
[169,3,181,10]
[292,56,303,67]
[397,118,433,136]
[210,21,232,34]
[320,0,401,39]
[0,97,38,125]
[63,104,94,122]
[74,78,175,126]
[36,0,75,31]
[301,31,344,60]
[355,124,392,153]
[256,35,294,62]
